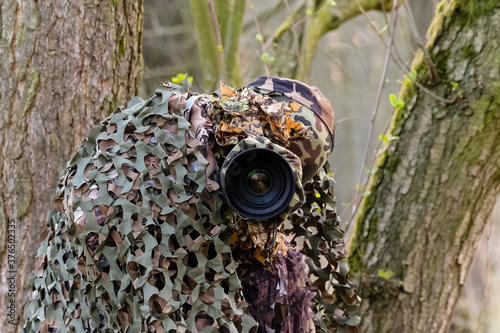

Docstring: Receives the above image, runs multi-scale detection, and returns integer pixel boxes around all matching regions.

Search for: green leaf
[379,25,388,34]
[260,52,270,62]
[379,134,398,142]
[172,72,192,84]
[378,269,394,280]
[217,44,223,53]
[327,0,337,5]
[306,8,313,15]
[362,190,371,197]
[255,34,263,42]
[389,94,397,107]
[409,69,417,80]
[389,93,405,108]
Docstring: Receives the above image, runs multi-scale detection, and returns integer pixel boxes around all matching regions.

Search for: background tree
[0,1,143,332]
[189,0,396,89]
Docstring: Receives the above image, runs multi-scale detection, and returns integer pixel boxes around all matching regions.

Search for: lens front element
[246,169,272,195]
[222,148,295,220]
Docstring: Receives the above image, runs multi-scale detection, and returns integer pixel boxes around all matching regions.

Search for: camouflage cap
[248,76,334,143]
[248,77,335,182]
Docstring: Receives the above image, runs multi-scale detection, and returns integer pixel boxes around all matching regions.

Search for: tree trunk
[190,0,246,90]
[0,1,143,331]
[348,1,500,332]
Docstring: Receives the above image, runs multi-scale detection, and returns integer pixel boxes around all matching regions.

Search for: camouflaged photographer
[24,77,361,333]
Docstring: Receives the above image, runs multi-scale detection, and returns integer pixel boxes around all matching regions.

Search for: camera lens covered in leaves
[222,148,295,220]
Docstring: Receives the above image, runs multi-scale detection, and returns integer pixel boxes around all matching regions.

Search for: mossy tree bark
[0,1,143,331]
[348,1,500,332]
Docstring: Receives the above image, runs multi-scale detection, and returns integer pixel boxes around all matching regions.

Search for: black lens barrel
[222,148,295,220]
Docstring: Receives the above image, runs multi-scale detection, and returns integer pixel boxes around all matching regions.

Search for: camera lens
[246,169,272,194]
[222,148,295,220]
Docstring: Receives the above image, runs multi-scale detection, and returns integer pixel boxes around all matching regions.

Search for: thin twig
[253,17,272,76]
[400,18,417,54]
[417,37,439,83]
[345,0,399,233]
[243,1,285,31]
[317,45,357,84]
[403,0,423,41]
[341,95,395,225]
[335,116,371,125]
[412,80,457,103]
[208,0,228,83]
[354,0,456,104]
[379,0,389,31]
[403,0,439,82]
[283,0,304,79]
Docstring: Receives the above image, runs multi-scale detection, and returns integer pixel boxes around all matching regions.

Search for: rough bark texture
[0,1,143,332]
[349,1,500,332]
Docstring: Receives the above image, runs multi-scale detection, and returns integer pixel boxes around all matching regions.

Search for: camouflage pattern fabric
[24,78,360,333]
[24,82,256,333]
[248,77,334,182]
[286,168,361,332]
[248,76,334,138]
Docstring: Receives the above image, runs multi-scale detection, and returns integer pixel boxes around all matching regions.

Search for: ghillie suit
[24,77,360,333]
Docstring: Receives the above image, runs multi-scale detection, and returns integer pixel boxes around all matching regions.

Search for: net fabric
[24,79,360,333]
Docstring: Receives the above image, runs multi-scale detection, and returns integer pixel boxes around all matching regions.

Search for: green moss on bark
[16,161,32,218]
[118,34,126,57]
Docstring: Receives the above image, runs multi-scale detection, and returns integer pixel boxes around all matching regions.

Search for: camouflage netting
[24,77,360,333]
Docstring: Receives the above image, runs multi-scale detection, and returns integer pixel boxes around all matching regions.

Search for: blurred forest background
[139,0,498,331]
